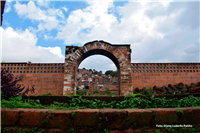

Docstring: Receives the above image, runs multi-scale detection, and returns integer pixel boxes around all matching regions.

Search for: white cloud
[56,1,199,67]
[62,6,68,12]
[56,0,117,44]
[14,1,46,21]
[44,47,63,58]
[37,0,49,8]
[5,1,12,13]
[5,1,199,71]
[0,27,64,63]
[14,1,64,32]
[44,35,53,40]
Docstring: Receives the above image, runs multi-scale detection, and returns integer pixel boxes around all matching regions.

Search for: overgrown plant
[40,93,52,96]
[105,87,111,95]
[1,68,35,100]
[1,94,200,109]
[146,87,153,95]
[76,90,87,96]
[85,85,89,90]
[93,90,99,94]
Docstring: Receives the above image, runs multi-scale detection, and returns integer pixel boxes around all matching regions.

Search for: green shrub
[105,87,111,94]
[76,87,80,90]
[76,90,80,95]
[40,93,52,96]
[76,90,87,96]
[93,90,99,94]
[2,95,200,110]
[83,90,87,95]
[146,87,153,95]
[85,85,89,90]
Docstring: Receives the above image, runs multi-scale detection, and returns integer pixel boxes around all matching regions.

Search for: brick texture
[2,107,200,132]
[64,40,132,96]
[131,63,200,89]
[1,63,64,96]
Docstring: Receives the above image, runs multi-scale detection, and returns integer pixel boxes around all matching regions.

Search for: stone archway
[63,40,133,95]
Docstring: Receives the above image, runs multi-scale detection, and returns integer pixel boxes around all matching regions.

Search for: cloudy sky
[0,0,199,73]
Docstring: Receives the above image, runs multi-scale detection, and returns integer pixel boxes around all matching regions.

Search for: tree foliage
[81,68,118,77]
[105,87,111,94]
[105,70,118,77]
[1,68,35,100]
[85,85,89,90]
[84,68,103,75]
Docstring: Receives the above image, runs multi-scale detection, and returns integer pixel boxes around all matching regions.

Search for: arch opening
[75,49,121,95]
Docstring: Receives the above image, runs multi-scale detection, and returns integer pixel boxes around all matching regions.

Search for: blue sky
[1,0,199,73]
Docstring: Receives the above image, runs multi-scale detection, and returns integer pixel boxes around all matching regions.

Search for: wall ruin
[1,41,200,96]
[64,40,132,95]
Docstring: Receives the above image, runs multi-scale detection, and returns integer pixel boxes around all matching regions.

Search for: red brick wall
[1,63,64,96]
[2,62,200,95]
[131,63,200,89]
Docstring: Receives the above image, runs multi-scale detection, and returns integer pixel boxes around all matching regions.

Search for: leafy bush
[85,85,89,90]
[1,68,35,100]
[93,90,99,94]
[83,90,87,95]
[146,87,153,95]
[76,90,80,95]
[76,87,80,90]
[2,95,200,109]
[76,90,87,96]
[105,87,111,94]
[40,93,52,96]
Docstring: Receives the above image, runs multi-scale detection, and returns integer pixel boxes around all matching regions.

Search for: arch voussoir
[63,40,132,95]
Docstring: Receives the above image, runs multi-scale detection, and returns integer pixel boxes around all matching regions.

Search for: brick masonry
[1,107,200,132]
[1,41,200,96]
[131,63,200,90]
[64,40,132,96]
[1,63,64,96]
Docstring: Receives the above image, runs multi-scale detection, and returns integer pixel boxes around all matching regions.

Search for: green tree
[85,85,89,90]
[105,87,111,94]
[99,71,102,75]
[105,70,118,77]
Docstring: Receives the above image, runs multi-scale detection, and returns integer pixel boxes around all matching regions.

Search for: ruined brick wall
[131,63,200,89]
[1,62,200,96]
[64,40,132,96]
[1,63,64,96]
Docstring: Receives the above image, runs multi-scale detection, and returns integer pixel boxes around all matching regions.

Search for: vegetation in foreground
[1,94,200,109]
